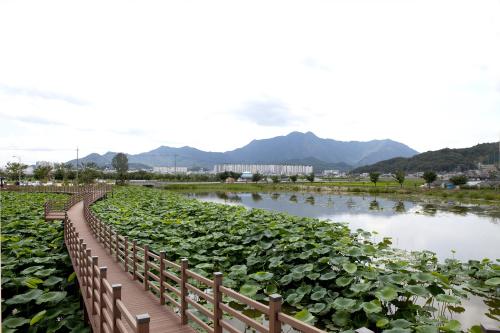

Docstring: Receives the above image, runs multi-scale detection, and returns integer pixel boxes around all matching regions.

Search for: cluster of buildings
[152,166,188,174]
[213,164,313,176]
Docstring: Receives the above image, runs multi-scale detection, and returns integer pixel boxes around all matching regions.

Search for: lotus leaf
[435,294,460,304]
[240,284,260,297]
[319,271,337,280]
[375,286,398,302]
[404,285,429,297]
[362,299,382,313]
[294,309,315,323]
[36,291,67,304]
[485,277,500,286]
[336,276,354,287]
[30,310,47,325]
[310,289,327,301]
[342,262,357,274]
[309,303,327,313]
[249,271,274,281]
[332,297,357,310]
[391,319,412,328]
[2,317,29,328]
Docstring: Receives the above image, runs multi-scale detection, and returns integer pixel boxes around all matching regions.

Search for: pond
[184,191,500,261]
[183,191,500,329]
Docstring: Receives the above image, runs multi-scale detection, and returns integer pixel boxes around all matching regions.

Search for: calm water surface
[184,191,500,328]
[185,191,500,261]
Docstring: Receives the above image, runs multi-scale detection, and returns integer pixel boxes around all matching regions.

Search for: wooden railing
[14,184,498,333]
[82,191,342,333]
[65,204,150,333]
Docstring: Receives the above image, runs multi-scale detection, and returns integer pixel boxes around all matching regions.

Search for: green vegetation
[161,180,500,203]
[5,162,28,181]
[369,172,380,187]
[450,175,468,186]
[33,165,53,182]
[352,142,499,173]
[392,171,405,188]
[91,187,499,332]
[1,192,87,333]
[422,172,438,189]
[112,152,129,185]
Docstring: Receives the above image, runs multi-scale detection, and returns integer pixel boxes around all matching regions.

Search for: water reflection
[251,193,262,202]
[393,201,406,213]
[184,191,500,261]
[183,190,500,329]
[369,199,380,211]
[422,203,437,216]
[305,195,315,205]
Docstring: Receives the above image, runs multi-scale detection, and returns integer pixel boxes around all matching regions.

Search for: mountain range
[352,142,500,174]
[68,131,418,172]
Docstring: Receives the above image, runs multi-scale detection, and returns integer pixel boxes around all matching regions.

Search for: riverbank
[163,181,500,203]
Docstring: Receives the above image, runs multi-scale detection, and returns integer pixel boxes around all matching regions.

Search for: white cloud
[1,0,499,165]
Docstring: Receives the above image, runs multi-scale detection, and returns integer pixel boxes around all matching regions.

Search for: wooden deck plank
[67,201,196,333]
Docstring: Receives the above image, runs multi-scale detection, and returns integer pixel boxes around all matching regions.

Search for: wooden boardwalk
[67,201,196,333]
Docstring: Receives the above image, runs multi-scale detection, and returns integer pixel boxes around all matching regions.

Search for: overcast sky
[1,0,499,165]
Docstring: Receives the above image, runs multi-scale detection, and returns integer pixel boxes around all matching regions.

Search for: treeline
[352,142,499,173]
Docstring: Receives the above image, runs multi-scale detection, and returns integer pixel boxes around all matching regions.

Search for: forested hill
[351,142,499,173]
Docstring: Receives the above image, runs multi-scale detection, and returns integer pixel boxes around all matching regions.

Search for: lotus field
[1,192,88,333]
[90,187,499,332]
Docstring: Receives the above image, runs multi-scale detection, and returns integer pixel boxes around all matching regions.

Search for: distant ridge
[68,131,418,172]
[351,142,499,173]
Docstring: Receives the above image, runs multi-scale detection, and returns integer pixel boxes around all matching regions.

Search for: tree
[252,172,263,182]
[449,174,468,186]
[392,170,405,188]
[270,175,280,183]
[80,163,101,184]
[6,162,28,182]
[305,172,315,182]
[112,153,129,185]
[289,174,298,183]
[369,172,380,186]
[422,171,437,188]
[54,163,73,183]
[33,165,53,182]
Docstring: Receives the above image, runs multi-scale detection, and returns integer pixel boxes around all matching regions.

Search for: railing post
[85,249,92,298]
[132,240,137,280]
[112,284,122,333]
[108,225,112,254]
[159,251,165,305]
[115,232,119,262]
[268,294,282,333]
[136,313,150,333]
[99,267,107,333]
[91,256,98,315]
[213,272,223,333]
[79,241,85,281]
[180,258,188,325]
[124,237,129,273]
[144,245,149,291]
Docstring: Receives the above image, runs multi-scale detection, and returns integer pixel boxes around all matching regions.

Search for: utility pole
[76,147,79,185]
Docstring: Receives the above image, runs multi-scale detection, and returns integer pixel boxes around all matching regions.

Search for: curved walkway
[68,201,195,333]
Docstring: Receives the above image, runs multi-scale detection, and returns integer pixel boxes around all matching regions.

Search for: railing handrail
[62,186,149,333]
[22,185,497,333]
[81,189,345,333]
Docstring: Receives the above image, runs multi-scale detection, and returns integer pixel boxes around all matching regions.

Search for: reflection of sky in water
[185,192,500,328]
[185,192,500,261]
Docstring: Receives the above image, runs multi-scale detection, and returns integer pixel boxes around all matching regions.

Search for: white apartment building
[153,166,188,174]
[213,164,313,175]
